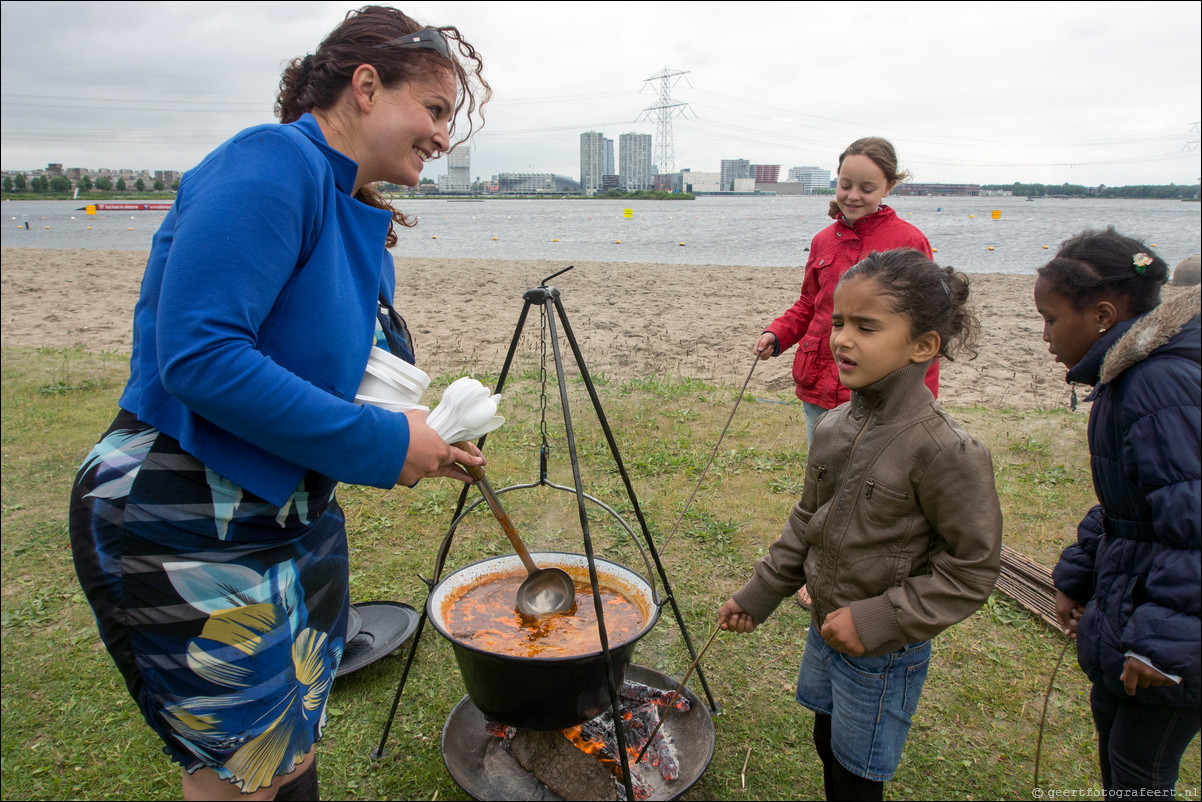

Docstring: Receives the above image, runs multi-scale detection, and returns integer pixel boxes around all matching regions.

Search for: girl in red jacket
[753,136,939,610]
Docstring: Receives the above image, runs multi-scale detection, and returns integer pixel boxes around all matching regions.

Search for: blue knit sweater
[120,114,410,507]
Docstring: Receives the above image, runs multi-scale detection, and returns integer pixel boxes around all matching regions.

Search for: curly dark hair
[1036,227,1168,314]
[840,249,980,361]
[275,5,491,245]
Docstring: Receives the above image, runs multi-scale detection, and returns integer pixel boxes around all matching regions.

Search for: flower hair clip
[1132,253,1153,275]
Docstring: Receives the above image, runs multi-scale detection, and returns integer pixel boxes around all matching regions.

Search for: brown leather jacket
[733,361,1002,656]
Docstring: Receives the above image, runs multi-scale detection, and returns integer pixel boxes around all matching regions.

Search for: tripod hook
[540,265,574,286]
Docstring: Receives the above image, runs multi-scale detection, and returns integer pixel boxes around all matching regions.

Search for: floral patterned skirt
[69,409,350,793]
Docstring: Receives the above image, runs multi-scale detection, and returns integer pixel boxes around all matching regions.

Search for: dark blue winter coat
[1053,286,1200,709]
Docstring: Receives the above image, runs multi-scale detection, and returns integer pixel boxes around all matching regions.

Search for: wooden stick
[741,745,752,790]
[634,625,721,764]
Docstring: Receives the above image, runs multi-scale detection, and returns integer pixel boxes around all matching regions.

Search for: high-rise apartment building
[720,159,752,191]
[444,148,470,192]
[752,164,780,183]
[605,139,615,179]
[619,133,653,191]
[580,131,607,196]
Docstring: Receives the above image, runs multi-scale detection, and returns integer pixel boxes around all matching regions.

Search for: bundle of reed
[996,545,1060,630]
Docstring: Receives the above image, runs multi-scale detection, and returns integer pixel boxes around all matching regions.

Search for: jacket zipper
[864,480,908,501]
[819,405,874,582]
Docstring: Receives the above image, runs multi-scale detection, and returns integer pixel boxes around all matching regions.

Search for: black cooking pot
[427,552,660,731]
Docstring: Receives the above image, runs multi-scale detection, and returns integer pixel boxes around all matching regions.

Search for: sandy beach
[1,247,1118,411]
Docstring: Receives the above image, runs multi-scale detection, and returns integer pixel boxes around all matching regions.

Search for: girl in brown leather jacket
[720,249,1003,801]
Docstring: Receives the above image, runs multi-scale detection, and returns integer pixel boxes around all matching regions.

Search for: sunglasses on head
[375,27,452,61]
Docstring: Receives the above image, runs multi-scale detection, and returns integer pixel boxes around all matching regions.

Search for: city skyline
[2,2,1199,187]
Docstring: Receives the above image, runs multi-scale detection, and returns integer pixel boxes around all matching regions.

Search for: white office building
[788,165,832,193]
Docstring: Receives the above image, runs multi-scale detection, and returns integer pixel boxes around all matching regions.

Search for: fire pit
[440,665,715,801]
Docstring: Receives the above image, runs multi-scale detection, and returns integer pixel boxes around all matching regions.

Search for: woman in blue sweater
[68,7,490,800]
[1034,228,1200,795]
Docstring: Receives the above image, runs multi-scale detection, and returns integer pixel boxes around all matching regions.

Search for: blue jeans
[1091,683,1201,795]
[803,402,829,448]
[796,624,931,781]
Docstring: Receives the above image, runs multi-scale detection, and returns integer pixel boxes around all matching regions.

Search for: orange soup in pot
[442,571,646,658]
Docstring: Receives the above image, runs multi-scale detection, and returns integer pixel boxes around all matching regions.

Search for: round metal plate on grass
[335,601,419,678]
[345,603,363,644]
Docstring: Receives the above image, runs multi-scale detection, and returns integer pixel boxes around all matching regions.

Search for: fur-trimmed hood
[1101,285,1201,385]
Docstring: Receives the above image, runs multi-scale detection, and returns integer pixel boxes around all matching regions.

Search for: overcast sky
[2,1,1199,187]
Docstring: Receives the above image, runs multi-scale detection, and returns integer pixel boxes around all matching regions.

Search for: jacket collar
[1066,317,1135,388]
[848,360,934,421]
[1067,285,1201,387]
[1100,285,1200,384]
[836,204,897,237]
[289,113,360,196]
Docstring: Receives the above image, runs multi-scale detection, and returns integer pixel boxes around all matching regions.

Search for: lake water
[3,195,1199,274]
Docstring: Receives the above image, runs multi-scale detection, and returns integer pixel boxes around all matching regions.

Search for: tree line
[2,173,179,194]
[981,182,1200,199]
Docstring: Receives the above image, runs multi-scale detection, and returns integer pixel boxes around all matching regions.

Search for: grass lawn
[2,345,1198,801]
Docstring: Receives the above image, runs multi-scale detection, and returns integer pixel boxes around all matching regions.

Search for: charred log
[508,729,618,802]
[620,680,691,712]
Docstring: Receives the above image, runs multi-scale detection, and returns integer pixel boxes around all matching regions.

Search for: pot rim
[427,551,661,664]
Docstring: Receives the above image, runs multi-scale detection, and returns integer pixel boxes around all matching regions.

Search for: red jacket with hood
[766,205,938,409]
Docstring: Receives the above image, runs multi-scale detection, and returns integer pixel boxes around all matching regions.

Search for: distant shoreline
[3,193,177,203]
[4,188,1199,203]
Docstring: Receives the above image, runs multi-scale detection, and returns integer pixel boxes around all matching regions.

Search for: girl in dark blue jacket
[1034,227,1200,795]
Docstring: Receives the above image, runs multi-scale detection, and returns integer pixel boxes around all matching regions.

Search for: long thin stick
[661,354,760,556]
[1034,636,1072,791]
[634,625,721,764]
[741,746,752,789]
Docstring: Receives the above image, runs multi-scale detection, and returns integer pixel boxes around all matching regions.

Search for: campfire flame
[562,724,619,766]
[489,680,687,800]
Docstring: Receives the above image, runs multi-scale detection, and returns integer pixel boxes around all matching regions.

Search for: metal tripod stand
[373,267,720,801]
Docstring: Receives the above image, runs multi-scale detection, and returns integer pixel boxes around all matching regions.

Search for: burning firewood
[507,729,619,802]
[619,680,691,711]
[483,680,685,799]
[626,703,680,781]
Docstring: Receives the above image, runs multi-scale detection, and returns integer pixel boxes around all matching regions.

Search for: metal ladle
[455,446,576,617]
